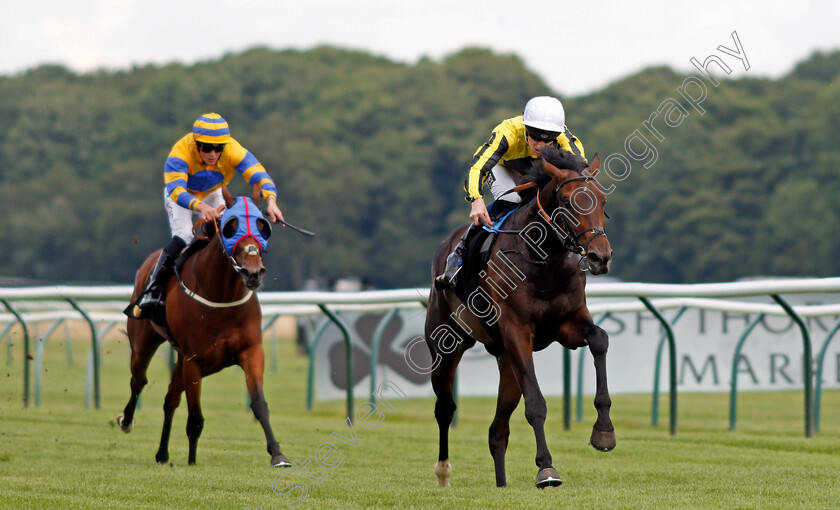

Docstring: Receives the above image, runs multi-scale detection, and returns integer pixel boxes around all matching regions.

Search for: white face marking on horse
[245,245,259,257]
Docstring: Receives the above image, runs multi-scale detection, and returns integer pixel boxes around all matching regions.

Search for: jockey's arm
[264,194,284,223]
[469,198,491,226]
[196,201,222,223]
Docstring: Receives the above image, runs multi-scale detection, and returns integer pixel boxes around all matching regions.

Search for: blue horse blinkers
[220,197,272,256]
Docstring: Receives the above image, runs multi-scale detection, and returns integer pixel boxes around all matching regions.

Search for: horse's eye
[256,218,272,240]
[562,197,572,208]
[222,218,238,238]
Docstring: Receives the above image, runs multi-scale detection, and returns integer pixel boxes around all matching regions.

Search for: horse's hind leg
[239,344,291,468]
[156,355,184,464]
[181,356,204,465]
[488,354,522,488]
[588,325,615,451]
[430,347,464,487]
[119,319,164,433]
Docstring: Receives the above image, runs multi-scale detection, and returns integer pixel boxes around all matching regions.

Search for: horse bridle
[535,176,607,270]
[174,219,256,308]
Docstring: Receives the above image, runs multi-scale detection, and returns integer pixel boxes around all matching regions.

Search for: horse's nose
[241,267,266,288]
[587,250,612,274]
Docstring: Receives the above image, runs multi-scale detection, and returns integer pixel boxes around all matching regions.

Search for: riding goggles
[525,126,560,143]
[197,142,227,153]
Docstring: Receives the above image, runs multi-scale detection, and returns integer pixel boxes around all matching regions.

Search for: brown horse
[118,194,290,467]
[426,146,614,488]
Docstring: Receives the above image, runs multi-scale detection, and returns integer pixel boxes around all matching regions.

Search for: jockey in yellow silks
[436,96,586,286]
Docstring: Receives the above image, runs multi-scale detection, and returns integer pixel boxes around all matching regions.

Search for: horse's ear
[222,217,239,239]
[256,218,272,240]
[542,159,560,179]
[222,183,235,208]
[585,153,601,176]
[200,219,216,238]
[542,159,573,181]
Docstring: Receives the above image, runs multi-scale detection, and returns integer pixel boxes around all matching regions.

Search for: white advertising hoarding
[310,294,840,401]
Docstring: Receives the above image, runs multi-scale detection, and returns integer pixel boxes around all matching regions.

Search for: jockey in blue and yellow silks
[132,113,285,314]
[164,117,278,213]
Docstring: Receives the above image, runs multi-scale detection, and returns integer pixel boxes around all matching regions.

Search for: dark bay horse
[426,146,614,488]
[118,194,291,468]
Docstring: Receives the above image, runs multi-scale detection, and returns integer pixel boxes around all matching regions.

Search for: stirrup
[435,263,462,288]
[138,290,165,309]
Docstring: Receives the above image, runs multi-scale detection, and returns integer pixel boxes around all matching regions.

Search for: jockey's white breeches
[164,188,224,243]
[486,164,521,203]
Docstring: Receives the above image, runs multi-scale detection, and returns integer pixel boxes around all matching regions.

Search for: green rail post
[640,298,678,436]
[2,322,15,366]
[728,313,764,431]
[2,299,30,407]
[370,308,400,406]
[771,295,814,437]
[649,306,686,431]
[318,305,354,423]
[306,317,333,410]
[67,298,100,409]
[262,314,281,373]
[576,348,585,423]
[64,321,73,367]
[35,319,67,407]
[814,317,840,433]
[563,348,571,430]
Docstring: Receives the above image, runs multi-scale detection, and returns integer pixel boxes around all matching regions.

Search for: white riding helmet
[522,96,566,133]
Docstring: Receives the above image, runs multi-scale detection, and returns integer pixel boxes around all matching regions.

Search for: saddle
[124,238,209,331]
[452,200,518,306]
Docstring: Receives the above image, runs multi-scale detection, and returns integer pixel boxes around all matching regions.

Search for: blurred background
[2,0,839,290]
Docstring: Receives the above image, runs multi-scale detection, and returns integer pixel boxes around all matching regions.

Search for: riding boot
[435,224,477,287]
[137,236,186,311]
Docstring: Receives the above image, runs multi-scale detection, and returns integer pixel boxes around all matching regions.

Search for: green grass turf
[1,333,839,509]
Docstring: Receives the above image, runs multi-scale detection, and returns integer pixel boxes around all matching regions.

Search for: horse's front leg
[239,344,290,468]
[587,324,616,451]
[182,356,204,465]
[488,353,522,488]
[505,331,562,488]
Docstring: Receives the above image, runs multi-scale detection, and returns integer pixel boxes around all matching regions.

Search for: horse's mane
[518,145,588,202]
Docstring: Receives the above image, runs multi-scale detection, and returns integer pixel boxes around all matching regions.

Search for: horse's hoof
[590,427,616,452]
[117,414,135,433]
[536,467,562,488]
[155,452,169,464]
[435,459,451,487]
[271,454,292,468]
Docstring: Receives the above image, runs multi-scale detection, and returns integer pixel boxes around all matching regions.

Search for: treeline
[1,46,838,288]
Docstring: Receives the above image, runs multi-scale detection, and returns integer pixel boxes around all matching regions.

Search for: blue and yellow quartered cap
[192,113,231,144]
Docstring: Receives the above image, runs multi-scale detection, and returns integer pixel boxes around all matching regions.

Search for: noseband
[536,176,607,270]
